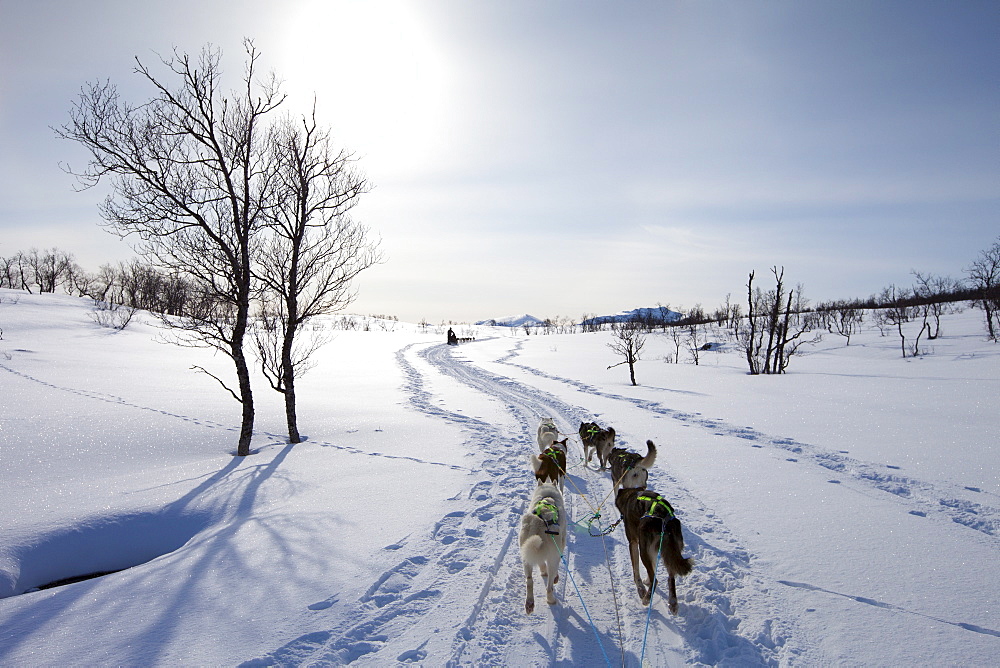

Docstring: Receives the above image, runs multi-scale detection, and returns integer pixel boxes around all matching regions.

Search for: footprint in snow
[308,595,339,611]
[397,643,428,663]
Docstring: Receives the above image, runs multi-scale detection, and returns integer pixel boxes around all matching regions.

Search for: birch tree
[59,41,284,456]
[253,108,380,443]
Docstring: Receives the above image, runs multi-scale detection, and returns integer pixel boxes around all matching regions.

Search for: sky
[1,0,997,324]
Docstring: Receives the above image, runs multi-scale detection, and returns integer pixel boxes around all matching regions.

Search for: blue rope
[639,529,666,665]
[551,535,613,668]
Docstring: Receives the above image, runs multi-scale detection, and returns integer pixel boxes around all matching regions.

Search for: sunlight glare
[274,0,453,177]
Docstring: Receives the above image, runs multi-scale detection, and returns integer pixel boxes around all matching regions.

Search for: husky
[615,486,694,613]
[528,440,568,491]
[608,440,657,490]
[519,482,568,614]
[579,421,616,470]
[537,417,561,452]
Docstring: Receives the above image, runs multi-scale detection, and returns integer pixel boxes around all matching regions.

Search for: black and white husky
[579,421,616,470]
[519,482,567,614]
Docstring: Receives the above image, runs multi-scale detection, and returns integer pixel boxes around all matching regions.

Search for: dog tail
[640,440,657,470]
[521,534,544,556]
[527,453,541,474]
[659,517,694,577]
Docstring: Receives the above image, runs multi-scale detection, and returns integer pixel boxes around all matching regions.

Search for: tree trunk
[233,346,255,456]
[234,273,256,456]
[745,272,759,375]
[628,358,637,386]
[281,326,301,443]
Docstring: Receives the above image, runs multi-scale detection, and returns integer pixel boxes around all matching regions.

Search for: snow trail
[243,339,794,665]
[495,345,1000,543]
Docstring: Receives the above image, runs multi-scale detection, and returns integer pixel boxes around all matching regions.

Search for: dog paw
[525,599,535,614]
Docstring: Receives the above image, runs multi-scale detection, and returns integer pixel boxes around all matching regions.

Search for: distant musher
[447,327,458,345]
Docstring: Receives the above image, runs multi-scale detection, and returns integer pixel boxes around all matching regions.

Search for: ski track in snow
[0,363,471,473]
[244,341,795,666]
[494,341,1000,544]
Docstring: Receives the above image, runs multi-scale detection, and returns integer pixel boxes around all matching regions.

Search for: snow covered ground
[1,288,997,666]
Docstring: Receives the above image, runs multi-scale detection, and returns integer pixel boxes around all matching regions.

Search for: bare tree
[966,237,1000,341]
[687,321,706,365]
[58,41,285,456]
[0,255,16,289]
[739,271,764,374]
[737,267,819,374]
[607,319,646,385]
[65,263,98,298]
[667,322,684,363]
[829,301,864,345]
[7,252,34,292]
[25,248,75,293]
[875,285,931,358]
[911,271,961,340]
[253,108,379,443]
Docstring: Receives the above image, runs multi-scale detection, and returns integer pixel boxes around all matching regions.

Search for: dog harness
[612,451,636,471]
[638,492,675,520]
[542,447,563,463]
[533,501,561,535]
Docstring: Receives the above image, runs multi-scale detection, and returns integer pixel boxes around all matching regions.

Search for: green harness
[638,492,675,521]
[533,501,561,535]
[542,446,563,462]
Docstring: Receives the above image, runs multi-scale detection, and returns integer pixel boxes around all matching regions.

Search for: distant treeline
[2,248,197,316]
[4,237,1000,345]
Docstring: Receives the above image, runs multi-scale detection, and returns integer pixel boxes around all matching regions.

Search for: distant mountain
[580,306,682,327]
[475,314,545,327]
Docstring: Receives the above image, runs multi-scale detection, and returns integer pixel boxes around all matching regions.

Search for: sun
[273,0,453,178]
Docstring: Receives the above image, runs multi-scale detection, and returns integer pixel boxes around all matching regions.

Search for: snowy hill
[581,306,683,327]
[1,288,998,666]
[474,313,545,327]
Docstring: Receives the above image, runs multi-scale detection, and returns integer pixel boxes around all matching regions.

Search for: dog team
[520,417,694,616]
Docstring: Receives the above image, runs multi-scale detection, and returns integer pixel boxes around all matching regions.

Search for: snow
[1,288,997,666]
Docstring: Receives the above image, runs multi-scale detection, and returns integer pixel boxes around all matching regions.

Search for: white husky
[537,417,561,452]
[519,482,567,614]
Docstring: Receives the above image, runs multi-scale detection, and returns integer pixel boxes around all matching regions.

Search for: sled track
[244,340,793,666]
[497,342,1000,543]
[424,341,795,666]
